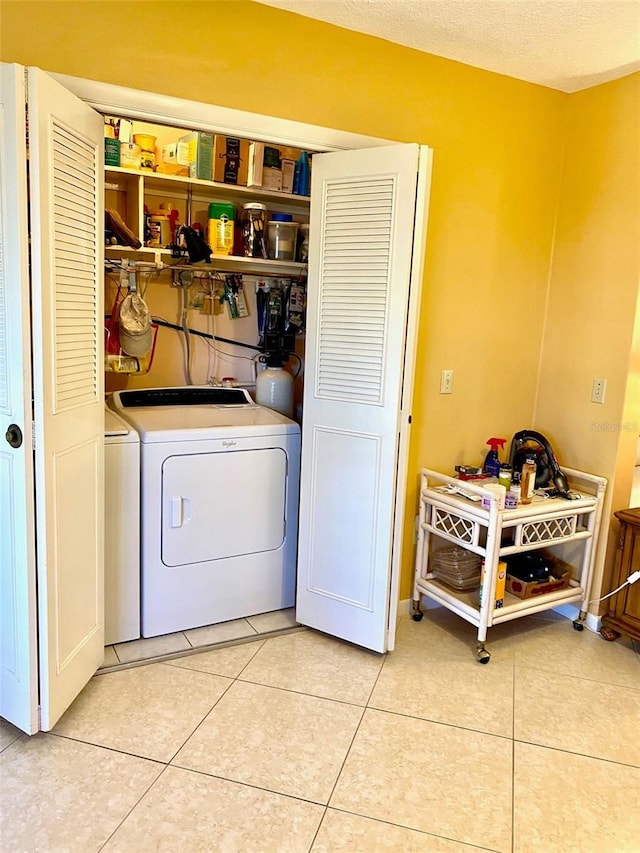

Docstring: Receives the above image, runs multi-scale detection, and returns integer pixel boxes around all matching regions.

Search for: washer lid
[109,386,299,442]
[105,406,134,438]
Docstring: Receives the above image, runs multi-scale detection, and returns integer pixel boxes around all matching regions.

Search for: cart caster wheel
[476,649,491,664]
[412,612,424,622]
[572,620,584,632]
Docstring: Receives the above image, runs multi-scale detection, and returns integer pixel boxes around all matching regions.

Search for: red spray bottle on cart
[483,438,506,478]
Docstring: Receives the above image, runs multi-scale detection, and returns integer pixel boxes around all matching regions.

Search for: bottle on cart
[520,455,537,505]
[507,471,521,507]
[483,437,506,478]
[498,463,512,491]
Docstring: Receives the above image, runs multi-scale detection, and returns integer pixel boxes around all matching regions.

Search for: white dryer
[109,387,300,638]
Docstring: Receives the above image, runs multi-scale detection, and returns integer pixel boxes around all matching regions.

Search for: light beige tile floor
[1,608,639,852]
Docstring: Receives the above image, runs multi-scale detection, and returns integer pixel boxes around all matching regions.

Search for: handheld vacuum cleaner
[508,429,572,498]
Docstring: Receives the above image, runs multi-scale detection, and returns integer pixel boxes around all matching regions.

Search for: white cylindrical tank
[256,366,294,418]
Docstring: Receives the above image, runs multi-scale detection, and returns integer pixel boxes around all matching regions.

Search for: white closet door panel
[0,63,39,734]
[303,426,380,607]
[297,143,431,653]
[27,66,104,731]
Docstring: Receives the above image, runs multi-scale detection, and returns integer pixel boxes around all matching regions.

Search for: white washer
[109,386,300,638]
[104,406,141,645]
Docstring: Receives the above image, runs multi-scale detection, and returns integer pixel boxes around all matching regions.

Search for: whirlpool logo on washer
[221,440,238,448]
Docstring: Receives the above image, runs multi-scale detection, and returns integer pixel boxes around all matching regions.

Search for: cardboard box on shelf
[213,136,249,185]
[247,141,263,188]
[156,162,189,176]
[162,141,189,165]
[479,560,507,609]
[160,141,190,176]
[281,158,296,193]
[261,145,282,191]
[505,551,572,600]
[179,131,214,181]
[247,143,304,192]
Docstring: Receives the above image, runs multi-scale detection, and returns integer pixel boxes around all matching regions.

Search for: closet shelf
[104,245,307,277]
[105,166,311,209]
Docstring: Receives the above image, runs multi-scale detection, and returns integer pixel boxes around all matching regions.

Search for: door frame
[0,63,39,733]
[53,72,433,650]
[53,73,395,156]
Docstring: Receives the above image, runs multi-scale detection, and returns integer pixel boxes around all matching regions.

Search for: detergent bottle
[483,437,506,478]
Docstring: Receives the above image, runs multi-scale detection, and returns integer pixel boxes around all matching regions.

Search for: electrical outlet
[591,378,607,404]
[440,369,454,394]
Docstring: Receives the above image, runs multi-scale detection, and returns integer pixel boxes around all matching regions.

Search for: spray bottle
[483,437,506,478]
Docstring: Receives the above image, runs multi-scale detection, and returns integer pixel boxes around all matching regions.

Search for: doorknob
[5,424,23,449]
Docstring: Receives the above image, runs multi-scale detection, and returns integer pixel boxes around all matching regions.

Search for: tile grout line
[46,730,169,766]
[162,762,332,808]
[509,662,640,692]
[164,632,274,768]
[164,674,238,767]
[511,737,640,771]
[364,703,517,742]
[306,807,328,853]
[318,650,405,840]
[299,646,390,833]
[321,804,503,853]
[96,763,171,852]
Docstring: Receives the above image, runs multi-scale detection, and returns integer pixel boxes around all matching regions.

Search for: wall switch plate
[591,378,607,404]
[440,369,454,394]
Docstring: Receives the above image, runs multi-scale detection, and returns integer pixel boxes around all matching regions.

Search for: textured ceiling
[255,0,640,92]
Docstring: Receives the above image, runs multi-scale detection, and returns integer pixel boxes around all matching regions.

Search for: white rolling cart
[412,467,607,662]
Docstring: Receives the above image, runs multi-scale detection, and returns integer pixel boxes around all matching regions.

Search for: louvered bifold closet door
[27,67,105,730]
[296,143,429,654]
[52,122,101,409]
[317,178,393,403]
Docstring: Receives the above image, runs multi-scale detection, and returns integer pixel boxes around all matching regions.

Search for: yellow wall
[535,74,640,606]
[3,1,635,603]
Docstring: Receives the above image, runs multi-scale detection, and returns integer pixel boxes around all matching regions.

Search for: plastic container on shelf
[297,223,309,262]
[268,215,299,261]
[133,134,157,171]
[241,202,268,258]
[147,204,172,247]
[431,547,482,591]
[133,133,156,153]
